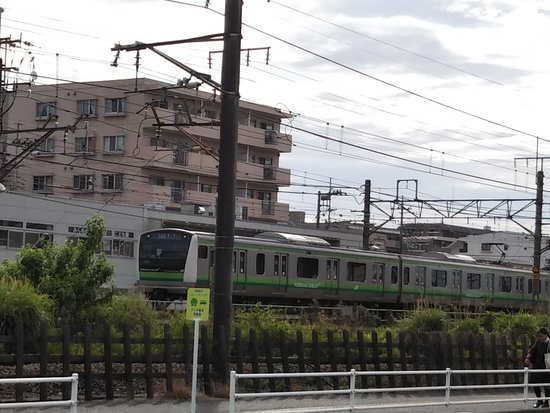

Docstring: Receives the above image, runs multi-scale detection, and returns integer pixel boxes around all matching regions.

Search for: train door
[372,262,385,298]
[233,249,247,291]
[485,272,495,301]
[325,258,339,296]
[414,266,427,299]
[274,253,288,293]
[451,270,462,302]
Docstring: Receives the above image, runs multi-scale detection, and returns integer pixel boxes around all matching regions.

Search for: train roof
[253,232,331,247]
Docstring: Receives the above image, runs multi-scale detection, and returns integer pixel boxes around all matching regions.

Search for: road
[0,393,540,413]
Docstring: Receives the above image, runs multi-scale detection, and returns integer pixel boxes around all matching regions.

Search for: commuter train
[137,228,549,310]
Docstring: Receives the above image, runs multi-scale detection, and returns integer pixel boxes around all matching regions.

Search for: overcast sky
[2,0,550,232]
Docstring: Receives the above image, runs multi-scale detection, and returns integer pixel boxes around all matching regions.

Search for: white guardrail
[229,368,549,413]
[0,374,79,412]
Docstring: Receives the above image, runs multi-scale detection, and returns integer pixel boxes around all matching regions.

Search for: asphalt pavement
[0,393,542,413]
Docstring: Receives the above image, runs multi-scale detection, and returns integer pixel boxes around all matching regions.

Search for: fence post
[349,369,356,412]
[15,317,24,402]
[229,371,236,413]
[523,367,529,407]
[70,372,79,413]
[445,367,451,410]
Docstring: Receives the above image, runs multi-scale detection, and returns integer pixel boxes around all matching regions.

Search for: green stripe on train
[140,272,183,282]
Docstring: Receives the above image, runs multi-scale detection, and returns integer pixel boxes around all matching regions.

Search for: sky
[1,0,550,232]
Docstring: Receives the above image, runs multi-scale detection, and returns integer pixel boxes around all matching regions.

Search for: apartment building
[1,78,292,223]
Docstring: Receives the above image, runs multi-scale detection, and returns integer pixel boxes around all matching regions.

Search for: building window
[73,175,94,191]
[173,147,188,165]
[102,174,123,190]
[481,243,492,252]
[171,181,185,203]
[200,184,215,193]
[105,97,126,114]
[36,137,54,153]
[77,99,98,116]
[75,137,96,153]
[150,137,169,148]
[103,135,124,153]
[36,102,56,118]
[33,176,53,193]
[149,176,165,186]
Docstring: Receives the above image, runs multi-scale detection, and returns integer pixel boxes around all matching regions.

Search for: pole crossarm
[112,37,223,91]
[0,116,83,180]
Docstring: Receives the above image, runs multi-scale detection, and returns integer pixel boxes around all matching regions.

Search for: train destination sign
[186,288,210,321]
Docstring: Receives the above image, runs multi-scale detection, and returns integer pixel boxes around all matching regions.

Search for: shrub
[395,308,449,334]
[0,276,53,339]
[492,311,542,337]
[99,293,158,329]
[449,317,483,335]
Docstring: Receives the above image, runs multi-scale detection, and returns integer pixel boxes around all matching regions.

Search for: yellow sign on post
[186,288,211,321]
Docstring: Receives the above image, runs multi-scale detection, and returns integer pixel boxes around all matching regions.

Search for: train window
[431,269,447,288]
[281,255,288,277]
[499,276,512,293]
[403,267,410,285]
[232,251,237,273]
[391,266,398,284]
[373,263,385,283]
[528,279,533,294]
[545,281,550,294]
[198,245,208,259]
[297,257,318,278]
[346,262,366,282]
[326,259,338,280]
[415,267,426,286]
[274,255,279,276]
[256,253,265,275]
[466,273,481,290]
[515,277,523,292]
[239,251,246,274]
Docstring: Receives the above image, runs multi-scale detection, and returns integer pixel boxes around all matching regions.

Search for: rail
[228,368,547,413]
[0,374,79,412]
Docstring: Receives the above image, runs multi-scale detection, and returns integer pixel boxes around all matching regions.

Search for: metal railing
[0,374,79,412]
[228,368,549,413]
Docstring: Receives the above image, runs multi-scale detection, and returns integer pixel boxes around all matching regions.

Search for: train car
[137,228,548,310]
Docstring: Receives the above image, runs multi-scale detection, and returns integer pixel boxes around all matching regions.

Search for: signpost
[185,288,210,413]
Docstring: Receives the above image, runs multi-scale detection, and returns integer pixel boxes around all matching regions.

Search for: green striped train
[138,228,548,310]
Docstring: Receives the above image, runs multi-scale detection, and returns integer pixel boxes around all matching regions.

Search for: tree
[0,214,115,322]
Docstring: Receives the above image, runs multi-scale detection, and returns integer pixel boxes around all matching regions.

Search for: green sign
[185,288,211,321]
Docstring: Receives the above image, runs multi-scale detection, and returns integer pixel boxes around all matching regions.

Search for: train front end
[137,229,199,300]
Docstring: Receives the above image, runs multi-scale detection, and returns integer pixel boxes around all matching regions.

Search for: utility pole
[112,2,244,383]
[514,156,550,302]
[212,0,242,384]
[362,179,371,250]
[533,170,543,298]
